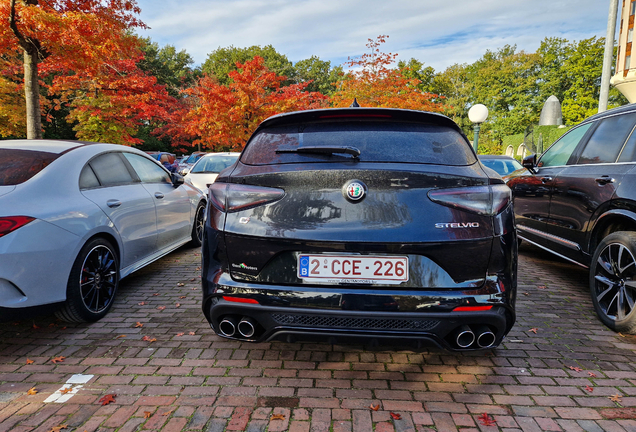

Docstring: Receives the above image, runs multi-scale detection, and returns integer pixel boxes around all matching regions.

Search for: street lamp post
[468,104,489,154]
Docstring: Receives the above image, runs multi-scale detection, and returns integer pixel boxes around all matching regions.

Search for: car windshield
[186,153,203,163]
[480,158,523,175]
[0,149,61,185]
[191,155,238,173]
[241,121,475,166]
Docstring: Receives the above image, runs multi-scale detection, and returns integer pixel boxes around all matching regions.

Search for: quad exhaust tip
[238,317,256,338]
[454,324,496,349]
[219,317,237,337]
[455,325,475,348]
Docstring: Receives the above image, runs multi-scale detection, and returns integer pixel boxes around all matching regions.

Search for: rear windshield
[0,149,60,185]
[241,121,475,166]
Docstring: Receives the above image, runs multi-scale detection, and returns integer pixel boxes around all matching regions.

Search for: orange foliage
[331,35,443,112]
[176,56,329,151]
[0,0,172,144]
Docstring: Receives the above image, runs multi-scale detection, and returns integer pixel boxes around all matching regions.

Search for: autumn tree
[178,56,329,151]
[331,35,443,111]
[1,0,172,144]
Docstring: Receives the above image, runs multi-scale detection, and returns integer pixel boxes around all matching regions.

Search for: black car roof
[581,103,636,124]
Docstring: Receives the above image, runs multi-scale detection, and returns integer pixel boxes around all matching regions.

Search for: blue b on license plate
[297,254,408,284]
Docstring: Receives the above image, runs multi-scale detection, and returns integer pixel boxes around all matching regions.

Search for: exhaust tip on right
[475,325,496,348]
[238,317,256,338]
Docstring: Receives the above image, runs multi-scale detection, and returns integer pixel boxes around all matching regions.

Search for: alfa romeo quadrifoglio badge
[344,180,366,202]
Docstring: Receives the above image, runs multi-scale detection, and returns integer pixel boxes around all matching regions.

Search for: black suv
[507,104,636,333]
[201,107,517,351]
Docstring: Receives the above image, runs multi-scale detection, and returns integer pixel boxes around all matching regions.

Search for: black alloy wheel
[590,231,636,333]
[56,238,119,323]
[190,201,206,247]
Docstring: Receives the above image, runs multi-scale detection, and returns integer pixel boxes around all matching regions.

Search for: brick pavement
[1,243,636,431]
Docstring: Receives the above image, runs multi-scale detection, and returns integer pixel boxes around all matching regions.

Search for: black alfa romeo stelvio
[201,107,517,351]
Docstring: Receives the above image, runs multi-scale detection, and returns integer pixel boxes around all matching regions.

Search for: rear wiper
[276,146,361,159]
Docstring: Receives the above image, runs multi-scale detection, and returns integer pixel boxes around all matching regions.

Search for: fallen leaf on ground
[610,394,623,403]
[142,336,157,342]
[568,366,583,372]
[99,394,116,405]
[51,356,65,364]
[152,293,159,296]
[26,359,34,365]
[138,302,146,306]
[27,387,38,395]
[585,385,594,392]
[32,324,39,329]
[478,413,496,426]
[191,287,197,290]
[588,372,597,377]
[143,411,152,419]
[156,306,166,310]
[529,328,538,334]
[135,322,144,328]
[196,267,201,271]
[270,414,285,420]
[176,333,184,337]
[162,409,174,416]
[390,412,401,420]
[60,387,73,395]
[116,335,126,339]
[523,292,529,296]
[188,332,195,336]
[48,426,67,432]
[190,278,196,281]
[369,404,379,411]
[175,303,181,308]
[537,285,546,289]
[177,283,185,287]
[179,296,186,299]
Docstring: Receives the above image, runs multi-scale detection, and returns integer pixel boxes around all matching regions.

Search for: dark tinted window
[619,125,636,162]
[79,165,100,189]
[480,158,522,175]
[578,113,636,164]
[90,153,135,186]
[242,121,475,166]
[0,149,59,185]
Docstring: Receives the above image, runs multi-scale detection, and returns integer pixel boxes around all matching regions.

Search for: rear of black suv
[202,108,517,351]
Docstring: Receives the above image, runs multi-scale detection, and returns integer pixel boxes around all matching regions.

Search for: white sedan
[0,140,206,322]
[184,152,240,192]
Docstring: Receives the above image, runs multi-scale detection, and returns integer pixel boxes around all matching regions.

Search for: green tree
[293,55,342,95]
[397,58,436,93]
[138,37,199,97]
[202,45,295,86]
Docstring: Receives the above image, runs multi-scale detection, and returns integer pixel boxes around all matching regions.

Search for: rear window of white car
[241,121,475,166]
[0,149,60,185]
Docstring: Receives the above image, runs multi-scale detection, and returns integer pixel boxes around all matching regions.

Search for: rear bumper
[202,269,516,351]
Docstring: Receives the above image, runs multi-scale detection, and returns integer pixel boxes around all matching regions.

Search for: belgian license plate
[297,255,409,284]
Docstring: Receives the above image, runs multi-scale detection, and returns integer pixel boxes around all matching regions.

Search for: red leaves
[51,356,65,364]
[568,366,583,372]
[390,412,401,420]
[369,404,380,411]
[99,394,116,405]
[585,385,594,392]
[588,371,597,377]
[26,359,34,365]
[478,413,496,426]
[528,328,538,334]
[142,336,157,343]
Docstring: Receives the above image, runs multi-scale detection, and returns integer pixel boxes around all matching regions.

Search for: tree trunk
[23,49,42,139]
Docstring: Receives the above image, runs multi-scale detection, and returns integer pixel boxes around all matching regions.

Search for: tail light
[209,183,285,213]
[428,185,511,216]
[0,216,35,238]
[453,305,493,312]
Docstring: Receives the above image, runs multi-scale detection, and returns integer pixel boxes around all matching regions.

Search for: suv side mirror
[171,173,185,188]
[522,154,537,173]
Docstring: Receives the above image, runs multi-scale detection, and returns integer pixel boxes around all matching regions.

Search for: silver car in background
[0,140,206,322]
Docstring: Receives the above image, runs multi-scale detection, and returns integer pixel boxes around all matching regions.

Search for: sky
[134,0,616,73]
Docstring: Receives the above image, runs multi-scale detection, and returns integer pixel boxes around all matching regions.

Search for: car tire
[590,231,636,334]
[55,238,119,323]
[189,201,206,247]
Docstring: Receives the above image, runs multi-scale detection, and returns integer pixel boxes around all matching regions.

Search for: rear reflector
[428,184,511,216]
[222,296,259,304]
[0,216,35,238]
[209,183,285,213]
[453,305,493,312]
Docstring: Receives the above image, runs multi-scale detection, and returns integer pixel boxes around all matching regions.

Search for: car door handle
[154,192,165,199]
[595,176,615,185]
[540,176,553,184]
[106,200,121,208]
